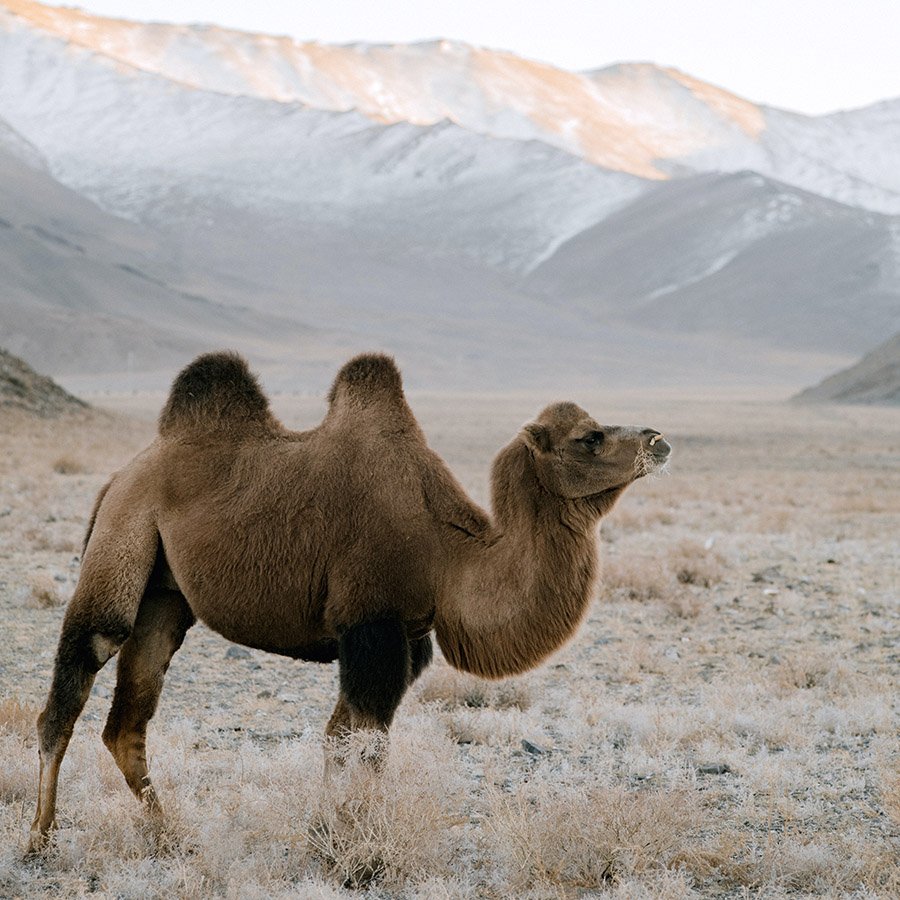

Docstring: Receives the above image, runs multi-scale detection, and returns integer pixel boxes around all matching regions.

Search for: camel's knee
[339,618,410,729]
[38,624,129,750]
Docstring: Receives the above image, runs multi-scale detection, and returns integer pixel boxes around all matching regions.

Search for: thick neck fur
[435,439,620,679]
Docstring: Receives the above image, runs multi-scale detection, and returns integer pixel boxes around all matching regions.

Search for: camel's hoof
[24,830,50,859]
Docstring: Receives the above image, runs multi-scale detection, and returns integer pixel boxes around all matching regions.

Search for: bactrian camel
[26,352,671,853]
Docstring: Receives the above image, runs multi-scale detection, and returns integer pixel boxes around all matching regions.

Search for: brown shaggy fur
[25,351,670,854]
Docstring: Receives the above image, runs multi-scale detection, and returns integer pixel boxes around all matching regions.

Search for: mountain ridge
[4,0,898,213]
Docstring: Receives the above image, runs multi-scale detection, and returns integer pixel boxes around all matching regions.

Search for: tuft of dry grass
[771,651,835,692]
[601,555,671,602]
[416,661,533,711]
[879,768,900,827]
[308,730,464,889]
[668,539,726,588]
[18,572,66,608]
[0,699,38,739]
[485,776,702,889]
[52,455,90,475]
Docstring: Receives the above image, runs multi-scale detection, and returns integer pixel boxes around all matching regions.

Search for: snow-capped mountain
[0,0,898,393]
[3,0,898,214]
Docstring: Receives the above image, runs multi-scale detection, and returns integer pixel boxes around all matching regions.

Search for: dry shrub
[52,455,89,475]
[772,652,834,692]
[879,768,900,826]
[19,573,65,608]
[601,555,671,602]
[668,539,726,588]
[440,707,535,748]
[308,729,464,889]
[664,592,705,619]
[485,778,701,889]
[679,829,895,894]
[0,703,39,808]
[417,662,532,711]
[0,699,39,739]
[752,506,794,533]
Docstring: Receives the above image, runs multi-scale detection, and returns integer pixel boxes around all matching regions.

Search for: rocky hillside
[0,348,88,415]
[793,333,900,405]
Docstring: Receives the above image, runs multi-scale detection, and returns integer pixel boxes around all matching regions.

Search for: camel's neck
[434,440,610,679]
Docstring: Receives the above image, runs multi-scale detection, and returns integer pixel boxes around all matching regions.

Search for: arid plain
[1,389,898,898]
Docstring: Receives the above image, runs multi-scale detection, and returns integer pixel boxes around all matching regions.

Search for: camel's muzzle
[644,430,671,461]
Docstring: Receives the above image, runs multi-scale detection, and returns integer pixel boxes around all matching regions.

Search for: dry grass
[1,394,899,898]
[485,777,702,889]
[18,572,67,608]
[51,455,90,475]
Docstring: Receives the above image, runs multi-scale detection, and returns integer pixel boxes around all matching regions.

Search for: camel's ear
[522,423,551,453]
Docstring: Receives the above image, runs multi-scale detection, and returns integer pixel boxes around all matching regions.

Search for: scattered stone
[53,573,67,583]
[225,645,251,660]
[752,566,782,584]
[697,763,733,776]
[521,739,550,756]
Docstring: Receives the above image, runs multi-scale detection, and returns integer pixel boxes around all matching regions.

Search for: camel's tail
[158,352,275,436]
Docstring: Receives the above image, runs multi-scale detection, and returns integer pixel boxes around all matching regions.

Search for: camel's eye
[580,431,604,449]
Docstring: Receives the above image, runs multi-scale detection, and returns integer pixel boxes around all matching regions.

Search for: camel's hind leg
[102,587,194,815]
[27,515,158,855]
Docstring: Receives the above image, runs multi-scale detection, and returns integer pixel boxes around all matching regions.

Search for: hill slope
[526,172,900,354]
[0,120,317,378]
[793,333,900,405]
[0,347,86,415]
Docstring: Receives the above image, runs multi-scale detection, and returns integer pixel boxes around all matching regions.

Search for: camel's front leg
[324,618,424,772]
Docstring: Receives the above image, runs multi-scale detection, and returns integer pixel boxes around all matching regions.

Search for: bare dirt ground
[1,391,898,898]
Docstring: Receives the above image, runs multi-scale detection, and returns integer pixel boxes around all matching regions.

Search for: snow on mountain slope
[0,115,45,170]
[0,0,764,180]
[527,171,900,354]
[3,0,898,215]
[585,65,900,214]
[0,128,318,377]
[0,8,646,274]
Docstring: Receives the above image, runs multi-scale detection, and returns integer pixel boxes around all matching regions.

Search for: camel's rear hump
[158,352,275,436]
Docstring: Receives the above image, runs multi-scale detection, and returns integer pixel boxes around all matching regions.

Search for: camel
[26,351,671,854]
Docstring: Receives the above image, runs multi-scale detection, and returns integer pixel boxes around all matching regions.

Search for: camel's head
[521,402,671,499]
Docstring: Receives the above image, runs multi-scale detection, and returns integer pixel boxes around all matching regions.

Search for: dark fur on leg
[39,621,130,750]
[409,634,433,685]
[339,618,410,728]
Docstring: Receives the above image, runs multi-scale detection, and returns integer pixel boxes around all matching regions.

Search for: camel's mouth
[634,438,671,478]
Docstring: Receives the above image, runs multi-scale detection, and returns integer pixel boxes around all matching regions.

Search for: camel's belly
[157,492,439,653]
[159,529,329,653]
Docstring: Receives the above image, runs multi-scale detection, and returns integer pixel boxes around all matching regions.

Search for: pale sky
[43,1,900,115]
